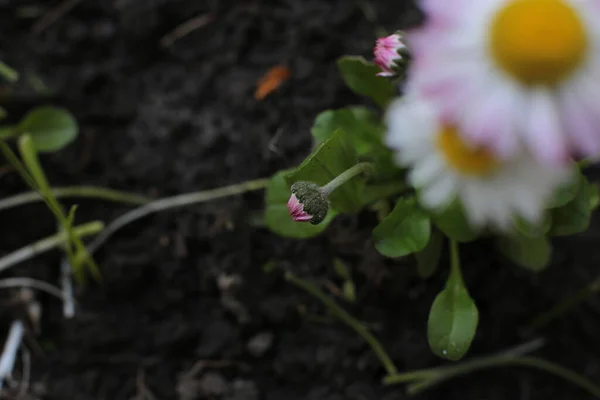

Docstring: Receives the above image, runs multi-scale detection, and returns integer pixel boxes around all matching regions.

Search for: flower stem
[321,162,374,196]
[0,186,151,212]
[525,274,600,332]
[383,338,600,398]
[404,356,600,397]
[86,178,269,255]
[448,239,464,287]
[284,271,399,376]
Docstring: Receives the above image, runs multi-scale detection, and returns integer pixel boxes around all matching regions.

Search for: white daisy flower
[408,0,600,165]
[384,94,574,230]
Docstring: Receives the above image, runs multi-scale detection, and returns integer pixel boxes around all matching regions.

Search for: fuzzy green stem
[382,336,600,398]
[0,221,103,274]
[448,239,464,287]
[285,271,399,376]
[321,162,374,196]
[0,61,19,83]
[383,339,544,386]
[87,178,269,254]
[0,186,151,212]
[403,356,600,397]
[525,275,600,332]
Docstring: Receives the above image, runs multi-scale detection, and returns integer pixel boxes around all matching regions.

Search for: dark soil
[0,1,599,399]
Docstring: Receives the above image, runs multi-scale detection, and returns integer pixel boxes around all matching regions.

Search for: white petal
[420,174,458,209]
[409,155,445,187]
[525,89,568,164]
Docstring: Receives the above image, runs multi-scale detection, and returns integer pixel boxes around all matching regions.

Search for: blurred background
[0,1,599,399]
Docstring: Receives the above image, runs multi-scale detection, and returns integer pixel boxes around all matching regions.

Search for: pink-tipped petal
[287,194,313,222]
[373,33,405,77]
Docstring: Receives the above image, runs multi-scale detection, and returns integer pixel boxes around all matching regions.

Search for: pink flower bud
[373,33,406,77]
[287,193,313,222]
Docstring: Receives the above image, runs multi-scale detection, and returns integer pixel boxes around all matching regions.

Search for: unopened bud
[287,181,329,225]
[373,32,407,77]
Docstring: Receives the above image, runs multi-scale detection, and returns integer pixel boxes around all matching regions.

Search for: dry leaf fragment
[254,65,291,100]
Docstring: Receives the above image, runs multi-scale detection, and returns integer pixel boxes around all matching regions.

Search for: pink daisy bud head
[287,181,329,225]
[374,33,406,77]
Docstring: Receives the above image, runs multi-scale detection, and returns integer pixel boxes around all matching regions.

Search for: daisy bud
[373,33,407,77]
[287,163,374,225]
[288,181,329,225]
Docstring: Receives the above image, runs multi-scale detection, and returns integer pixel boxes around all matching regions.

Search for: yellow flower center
[436,126,498,176]
[489,0,588,86]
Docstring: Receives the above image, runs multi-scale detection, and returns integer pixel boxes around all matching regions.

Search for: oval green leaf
[17,106,78,152]
[427,282,479,361]
[372,197,431,258]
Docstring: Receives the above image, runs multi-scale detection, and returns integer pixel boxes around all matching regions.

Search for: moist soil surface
[0,1,599,399]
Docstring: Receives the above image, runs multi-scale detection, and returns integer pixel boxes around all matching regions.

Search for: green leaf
[286,129,364,214]
[497,235,551,272]
[416,229,444,279]
[549,174,594,236]
[17,106,78,152]
[431,201,478,243]
[265,170,337,238]
[427,280,479,361]
[548,170,580,208]
[311,107,385,154]
[514,215,552,239]
[372,197,431,258]
[337,56,396,108]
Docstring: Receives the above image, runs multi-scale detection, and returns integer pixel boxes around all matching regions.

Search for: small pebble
[246,332,274,357]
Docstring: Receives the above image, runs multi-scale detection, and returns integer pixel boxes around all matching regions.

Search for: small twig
[87,178,269,255]
[159,13,215,48]
[285,271,398,376]
[0,221,103,275]
[32,0,81,34]
[60,258,75,318]
[0,186,151,212]
[0,321,24,393]
[0,278,63,300]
